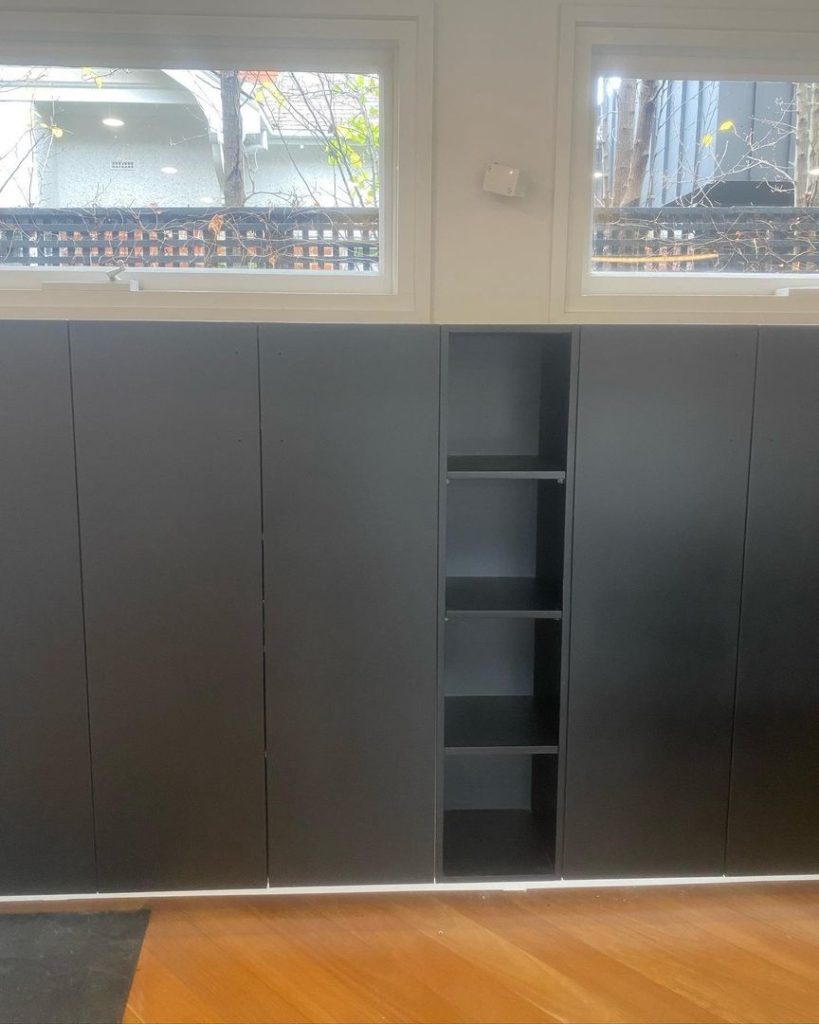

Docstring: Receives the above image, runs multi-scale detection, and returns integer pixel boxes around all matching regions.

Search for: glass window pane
[591,77,819,275]
[0,65,381,272]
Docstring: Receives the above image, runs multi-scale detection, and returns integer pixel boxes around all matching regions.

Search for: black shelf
[442,809,555,878]
[447,456,566,481]
[445,696,558,753]
[445,577,562,618]
[440,329,572,882]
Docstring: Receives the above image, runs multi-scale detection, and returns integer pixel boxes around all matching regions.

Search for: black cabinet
[728,329,819,874]
[564,325,757,878]
[5,317,819,895]
[0,323,95,895]
[70,323,266,891]
[260,325,439,885]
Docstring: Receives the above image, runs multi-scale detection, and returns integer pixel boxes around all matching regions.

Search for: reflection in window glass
[592,78,819,275]
[0,65,381,271]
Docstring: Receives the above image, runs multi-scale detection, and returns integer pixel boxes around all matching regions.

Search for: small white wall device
[483,162,525,197]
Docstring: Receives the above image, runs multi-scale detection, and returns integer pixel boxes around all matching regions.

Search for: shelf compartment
[446,577,562,618]
[447,456,566,481]
[445,695,557,753]
[442,809,555,878]
[446,331,572,467]
[443,753,558,878]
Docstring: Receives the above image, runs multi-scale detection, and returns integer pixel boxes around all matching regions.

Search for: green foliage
[254,71,380,207]
[324,74,380,206]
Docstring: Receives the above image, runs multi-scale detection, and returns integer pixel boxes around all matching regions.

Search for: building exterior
[595,78,796,207]
[0,66,375,209]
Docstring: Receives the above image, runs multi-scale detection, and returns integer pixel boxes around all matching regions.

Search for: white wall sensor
[483,162,525,197]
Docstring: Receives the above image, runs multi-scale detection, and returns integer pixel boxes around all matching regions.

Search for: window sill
[0,284,425,322]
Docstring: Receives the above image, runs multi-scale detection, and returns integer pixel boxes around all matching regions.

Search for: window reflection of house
[0,66,367,209]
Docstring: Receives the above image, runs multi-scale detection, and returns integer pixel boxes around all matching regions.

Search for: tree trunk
[794,81,810,206]
[806,83,819,206]
[220,70,246,207]
[611,78,637,207]
[622,79,658,207]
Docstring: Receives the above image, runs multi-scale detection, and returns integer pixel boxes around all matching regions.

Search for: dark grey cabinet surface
[564,325,757,878]
[70,322,266,891]
[728,329,819,874]
[5,316,819,895]
[0,322,95,894]
[260,324,439,885]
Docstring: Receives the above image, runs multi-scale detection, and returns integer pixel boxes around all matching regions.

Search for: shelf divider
[447,455,566,481]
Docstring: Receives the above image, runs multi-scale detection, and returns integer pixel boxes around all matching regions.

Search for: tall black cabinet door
[70,323,266,891]
[0,323,95,894]
[564,326,756,878]
[260,325,439,884]
[728,329,819,874]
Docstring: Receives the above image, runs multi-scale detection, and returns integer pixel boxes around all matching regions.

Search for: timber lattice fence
[0,207,380,271]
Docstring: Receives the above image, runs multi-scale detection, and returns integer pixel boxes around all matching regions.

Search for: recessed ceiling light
[102,117,125,128]
[161,166,179,175]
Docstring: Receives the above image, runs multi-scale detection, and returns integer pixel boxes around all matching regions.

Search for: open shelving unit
[437,327,576,880]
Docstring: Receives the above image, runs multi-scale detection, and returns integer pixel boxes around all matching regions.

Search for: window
[551,10,819,321]
[0,8,431,319]
[592,78,819,277]
[0,65,381,274]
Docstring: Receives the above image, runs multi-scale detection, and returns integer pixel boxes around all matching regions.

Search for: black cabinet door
[728,329,819,874]
[70,323,266,891]
[564,326,756,878]
[0,323,95,894]
[260,325,439,884]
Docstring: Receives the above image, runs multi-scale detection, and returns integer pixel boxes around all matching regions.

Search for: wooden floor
[8,882,819,1023]
[76,882,819,1023]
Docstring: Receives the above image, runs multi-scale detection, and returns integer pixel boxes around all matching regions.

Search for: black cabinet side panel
[260,325,439,884]
[728,329,819,874]
[71,322,266,891]
[564,325,756,878]
[0,322,95,894]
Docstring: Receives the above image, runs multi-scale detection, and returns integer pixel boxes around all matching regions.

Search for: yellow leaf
[701,133,714,146]
[94,76,104,89]
[254,89,265,102]
[51,126,64,138]
[719,119,735,131]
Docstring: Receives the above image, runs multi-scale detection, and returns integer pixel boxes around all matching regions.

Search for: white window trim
[550,5,819,324]
[0,5,432,322]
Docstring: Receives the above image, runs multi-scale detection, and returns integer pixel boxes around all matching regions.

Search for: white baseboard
[2,873,819,904]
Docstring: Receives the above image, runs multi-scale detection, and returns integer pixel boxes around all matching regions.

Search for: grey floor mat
[0,910,149,1024]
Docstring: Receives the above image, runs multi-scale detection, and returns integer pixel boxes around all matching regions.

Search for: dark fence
[4,204,818,275]
[0,207,379,271]
[593,207,819,273]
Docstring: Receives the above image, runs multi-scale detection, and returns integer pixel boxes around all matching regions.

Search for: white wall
[433,0,558,322]
[1,0,819,321]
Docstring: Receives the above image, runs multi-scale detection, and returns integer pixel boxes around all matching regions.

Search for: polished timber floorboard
[10,883,819,1023]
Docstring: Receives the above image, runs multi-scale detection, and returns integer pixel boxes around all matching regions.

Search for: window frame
[0,6,432,321]
[551,6,819,323]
